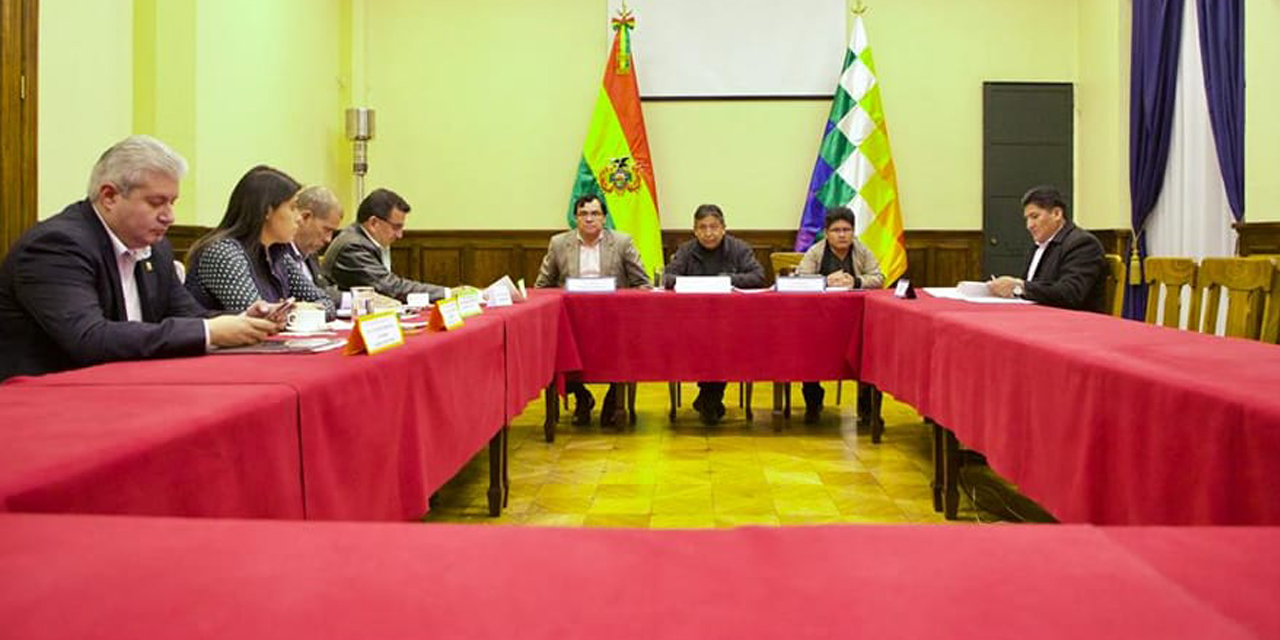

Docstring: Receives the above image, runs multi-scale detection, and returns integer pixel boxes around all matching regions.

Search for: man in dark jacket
[321,188,448,301]
[989,186,1107,313]
[663,204,766,424]
[0,135,279,381]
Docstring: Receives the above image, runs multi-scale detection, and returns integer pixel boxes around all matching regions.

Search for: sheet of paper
[923,287,1035,304]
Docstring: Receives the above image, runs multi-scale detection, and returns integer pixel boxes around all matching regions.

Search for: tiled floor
[425,382,1026,527]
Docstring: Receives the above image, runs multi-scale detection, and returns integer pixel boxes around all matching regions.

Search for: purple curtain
[1196,0,1245,220]
[1125,0,1185,320]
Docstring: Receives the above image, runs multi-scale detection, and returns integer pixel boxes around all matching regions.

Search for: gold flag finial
[852,0,868,15]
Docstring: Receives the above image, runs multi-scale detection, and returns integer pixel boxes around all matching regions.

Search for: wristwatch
[1012,283,1024,298]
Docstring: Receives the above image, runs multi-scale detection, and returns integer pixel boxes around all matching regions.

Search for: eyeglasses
[827,226,854,235]
[575,211,605,219]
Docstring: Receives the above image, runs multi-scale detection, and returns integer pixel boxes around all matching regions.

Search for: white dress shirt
[578,233,602,277]
[1026,226,1063,282]
[92,206,150,322]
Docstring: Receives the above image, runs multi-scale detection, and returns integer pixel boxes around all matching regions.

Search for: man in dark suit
[321,188,448,301]
[0,135,280,381]
[291,185,345,304]
[989,185,1107,312]
[662,204,765,424]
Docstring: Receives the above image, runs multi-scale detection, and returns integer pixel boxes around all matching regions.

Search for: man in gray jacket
[535,194,650,427]
[662,204,765,424]
[321,188,448,301]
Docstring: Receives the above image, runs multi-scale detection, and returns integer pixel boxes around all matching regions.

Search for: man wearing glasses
[535,194,650,426]
[322,188,448,301]
[795,205,885,423]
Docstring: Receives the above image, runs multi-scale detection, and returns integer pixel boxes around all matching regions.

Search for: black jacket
[1022,221,1107,313]
[0,200,210,380]
[662,234,766,289]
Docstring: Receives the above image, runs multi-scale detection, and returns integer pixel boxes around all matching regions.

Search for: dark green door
[983,82,1073,279]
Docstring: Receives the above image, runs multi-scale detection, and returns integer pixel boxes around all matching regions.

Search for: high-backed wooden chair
[1143,257,1199,330]
[1103,254,1125,317]
[769,252,804,280]
[1252,255,1280,344]
[1194,256,1276,340]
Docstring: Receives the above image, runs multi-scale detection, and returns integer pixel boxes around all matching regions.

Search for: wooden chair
[1103,254,1125,317]
[1194,257,1276,340]
[1143,257,1199,330]
[770,251,804,280]
[1252,255,1280,344]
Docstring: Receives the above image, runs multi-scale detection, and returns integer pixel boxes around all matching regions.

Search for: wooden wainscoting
[163,226,986,289]
[1092,228,1133,257]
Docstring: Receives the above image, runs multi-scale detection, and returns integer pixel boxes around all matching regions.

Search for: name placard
[405,292,433,309]
[430,298,466,331]
[674,275,733,294]
[344,310,405,356]
[776,276,826,293]
[487,285,514,307]
[894,278,917,299]
[566,277,617,293]
[457,289,484,317]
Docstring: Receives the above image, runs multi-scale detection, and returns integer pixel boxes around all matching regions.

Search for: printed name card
[344,310,405,356]
[673,275,733,294]
[775,276,827,293]
[405,292,433,309]
[457,289,484,317]
[566,277,617,293]
[488,285,514,307]
[428,298,466,332]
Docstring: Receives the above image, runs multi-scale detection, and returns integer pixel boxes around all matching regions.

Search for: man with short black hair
[989,186,1106,312]
[663,203,765,424]
[321,188,448,301]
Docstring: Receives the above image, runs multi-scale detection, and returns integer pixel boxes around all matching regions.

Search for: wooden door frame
[0,0,38,262]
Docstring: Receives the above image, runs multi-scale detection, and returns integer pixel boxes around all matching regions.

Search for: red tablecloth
[928,309,1280,524]
[858,291,1052,413]
[487,290,563,421]
[558,289,864,381]
[7,320,508,521]
[1,513,1274,639]
[0,386,302,518]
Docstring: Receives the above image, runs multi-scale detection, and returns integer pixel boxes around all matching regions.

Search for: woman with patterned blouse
[185,166,336,318]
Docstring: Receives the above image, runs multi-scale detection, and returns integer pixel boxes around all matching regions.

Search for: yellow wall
[1245,0,1279,221]
[37,0,134,218]
[35,1,1278,230]
[1075,0,1131,230]
[364,0,1078,230]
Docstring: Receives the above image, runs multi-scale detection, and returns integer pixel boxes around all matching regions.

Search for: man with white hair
[0,135,281,381]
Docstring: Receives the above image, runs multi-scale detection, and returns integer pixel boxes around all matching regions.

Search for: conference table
[859,290,1280,525]
[1,512,1276,639]
[0,297,567,521]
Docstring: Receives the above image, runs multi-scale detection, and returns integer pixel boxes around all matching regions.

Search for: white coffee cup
[286,306,327,333]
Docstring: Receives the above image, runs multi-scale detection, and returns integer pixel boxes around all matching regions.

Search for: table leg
[870,385,885,444]
[942,426,960,520]
[542,382,558,443]
[928,418,942,512]
[488,430,503,517]
[504,426,512,507]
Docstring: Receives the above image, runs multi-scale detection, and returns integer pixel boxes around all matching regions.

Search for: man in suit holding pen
[322,188,449,302]
[535,194,650,427]
[988,186,1106,312]
[0,135,281,381]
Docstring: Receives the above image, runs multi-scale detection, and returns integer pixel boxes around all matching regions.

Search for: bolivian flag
[567,10,663,272]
